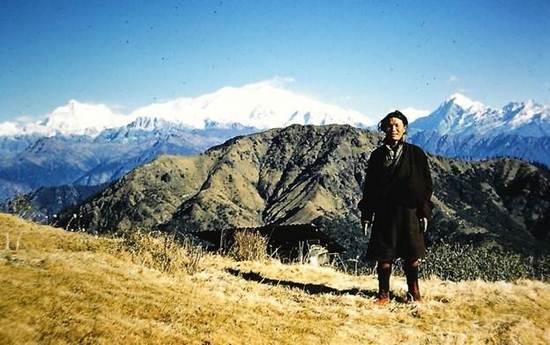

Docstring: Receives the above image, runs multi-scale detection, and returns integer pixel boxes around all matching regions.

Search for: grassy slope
[1,213,549,345]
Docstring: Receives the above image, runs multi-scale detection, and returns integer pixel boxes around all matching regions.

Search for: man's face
[385,117,405,142]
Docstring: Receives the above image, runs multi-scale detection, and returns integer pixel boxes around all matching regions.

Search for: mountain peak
[129,79,375,129]
[446,93,485,112]
[43,100,126,136]
[127,116,173,130]
[0,122,20,136]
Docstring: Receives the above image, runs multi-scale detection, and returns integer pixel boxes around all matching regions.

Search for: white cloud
[13,115,41,124]
[448,75,460,84]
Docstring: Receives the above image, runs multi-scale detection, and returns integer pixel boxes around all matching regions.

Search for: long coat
[358,142,433,260]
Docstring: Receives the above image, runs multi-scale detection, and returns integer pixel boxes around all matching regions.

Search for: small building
[194,223,344,264]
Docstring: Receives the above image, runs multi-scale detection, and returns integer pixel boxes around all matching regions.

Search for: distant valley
[0,118,257,202]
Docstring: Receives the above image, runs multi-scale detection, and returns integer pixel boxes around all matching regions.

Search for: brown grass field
[0,213,549,344]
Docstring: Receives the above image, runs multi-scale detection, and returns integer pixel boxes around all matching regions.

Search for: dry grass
[229,230,268,262]
[118,230,204,275]
[1,213,549,345]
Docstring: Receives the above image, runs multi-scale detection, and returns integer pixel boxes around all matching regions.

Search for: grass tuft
[229,230,268,262]
[117,230,205,275]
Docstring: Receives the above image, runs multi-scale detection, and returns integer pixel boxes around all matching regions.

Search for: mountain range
[54,125,550,259]
[0,117,258,201]
[408,93,550,166]
[0,79,374,137]
[0,80,373,202]
[1,81,549,213]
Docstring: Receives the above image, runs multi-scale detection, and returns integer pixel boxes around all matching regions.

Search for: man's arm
[358,151,378,232]
[417,150,433,219]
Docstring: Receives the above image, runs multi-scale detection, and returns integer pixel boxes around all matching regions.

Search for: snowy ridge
[42,100,128,136]
[1,100,127,137]
[410,93,550,138]
[128,80,373,129]
[446,93,486,113]
[0,79,374,137]
[2,83,548,141]
[408,93,550,166]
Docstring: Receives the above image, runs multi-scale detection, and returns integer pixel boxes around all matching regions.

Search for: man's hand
[419,218,428,232]
[363,221,371,237]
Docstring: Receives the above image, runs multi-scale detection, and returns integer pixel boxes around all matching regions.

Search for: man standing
[358,110,433,304]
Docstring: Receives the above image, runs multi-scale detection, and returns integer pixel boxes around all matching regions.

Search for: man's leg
[376,260,392,304]
[405,258,422,302]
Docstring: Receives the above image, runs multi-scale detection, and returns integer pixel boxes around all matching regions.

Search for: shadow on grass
[225,267,380,299]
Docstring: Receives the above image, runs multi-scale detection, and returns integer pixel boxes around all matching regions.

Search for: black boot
[376,261,392,305]
[405,261,422,302]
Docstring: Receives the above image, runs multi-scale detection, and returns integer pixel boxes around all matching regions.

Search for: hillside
[1,183,108,222]
[1,213,549,344]
[0,79,372,202]
[56,124,550,257]
[0,120,256,202]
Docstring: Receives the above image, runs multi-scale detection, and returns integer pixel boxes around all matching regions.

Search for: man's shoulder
[372,145,385,154]
[404,142,427,156]
[370,145,386,158]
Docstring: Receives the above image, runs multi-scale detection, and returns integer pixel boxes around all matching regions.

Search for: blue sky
[1,0,549,122]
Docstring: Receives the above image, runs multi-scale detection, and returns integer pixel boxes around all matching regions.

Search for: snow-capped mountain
[411,93,550,138]
[0,79,377,202]
[41,100,128,136]
[409,93,550,166]
[95,117,191,143]
[128,80,374,129]
[0,100,127,137]
[0,117,258,201]
[1,80,549,206]
[0,79,374,138]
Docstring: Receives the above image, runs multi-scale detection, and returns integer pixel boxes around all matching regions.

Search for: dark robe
[358,142,433,260]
